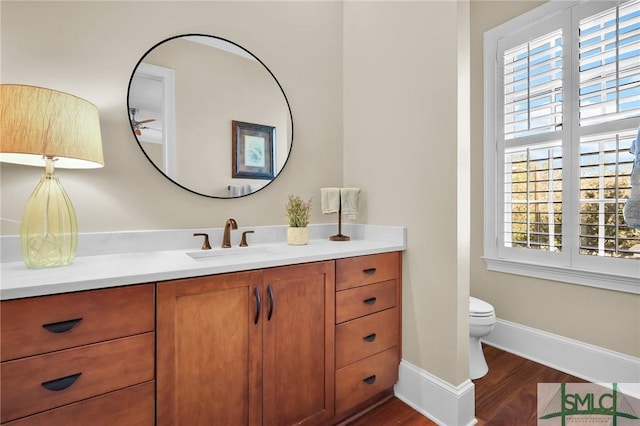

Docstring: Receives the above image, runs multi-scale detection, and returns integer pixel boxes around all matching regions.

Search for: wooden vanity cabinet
[262,262,335,425]
[0,284,155,425]
[333,252,402,420]
[156,261,335,426]
[0,250,400,425]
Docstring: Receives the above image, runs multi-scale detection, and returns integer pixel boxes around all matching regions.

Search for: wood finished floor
[348,344,586,426]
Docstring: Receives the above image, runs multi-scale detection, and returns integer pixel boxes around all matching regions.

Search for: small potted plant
[285,194,311,245]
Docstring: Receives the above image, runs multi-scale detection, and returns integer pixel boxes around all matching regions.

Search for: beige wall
[0,1,343,232]
[470,1,640,357]
[343,1,470,385]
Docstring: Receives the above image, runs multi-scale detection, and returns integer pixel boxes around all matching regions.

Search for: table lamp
[0,84,104,268]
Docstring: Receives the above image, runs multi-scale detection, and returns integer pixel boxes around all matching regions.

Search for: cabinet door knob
[363,297,377,305]
[363,375,376,385]
[42,318,83,334]
[363,268,377,275]
[267,284,274,321]
[41,373,82,391]
[363,333,377,342]
[254,287,261,325]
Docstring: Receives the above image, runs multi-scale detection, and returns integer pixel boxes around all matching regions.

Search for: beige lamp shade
[0,84,104,168]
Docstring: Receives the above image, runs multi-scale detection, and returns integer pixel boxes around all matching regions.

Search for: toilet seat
[469,296,494,317]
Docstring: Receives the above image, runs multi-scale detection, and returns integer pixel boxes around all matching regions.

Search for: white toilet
[469,296,496,380]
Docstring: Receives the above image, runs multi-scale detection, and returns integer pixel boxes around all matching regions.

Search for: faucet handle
[193,233,212,250]
[240,230,255,247]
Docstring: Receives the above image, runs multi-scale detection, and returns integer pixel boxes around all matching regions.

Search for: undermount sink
[186,246,274,260]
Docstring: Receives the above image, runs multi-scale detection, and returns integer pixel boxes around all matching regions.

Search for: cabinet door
[157,270,263,426]
[262,261,335,426]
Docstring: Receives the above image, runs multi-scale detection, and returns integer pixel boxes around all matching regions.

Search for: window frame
[483,0,640,294]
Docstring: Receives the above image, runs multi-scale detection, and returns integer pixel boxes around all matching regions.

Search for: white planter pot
[287,227,309,245]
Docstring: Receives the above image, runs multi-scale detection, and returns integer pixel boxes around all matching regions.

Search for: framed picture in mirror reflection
[232,120,276,179]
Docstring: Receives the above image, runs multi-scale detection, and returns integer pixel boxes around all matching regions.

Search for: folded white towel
[321,188,340,214]
[625,185,640,229]
[229,184,252,197]
[340,188,360,214]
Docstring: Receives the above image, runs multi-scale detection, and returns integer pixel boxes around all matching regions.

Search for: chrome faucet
[221,218,238,248]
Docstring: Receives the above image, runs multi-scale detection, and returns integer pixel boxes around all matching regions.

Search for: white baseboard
[394,360,477,426]
[483,318,640,384]
[394,319,639,424]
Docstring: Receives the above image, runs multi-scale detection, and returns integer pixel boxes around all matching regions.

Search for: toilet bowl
[469,296,496,380]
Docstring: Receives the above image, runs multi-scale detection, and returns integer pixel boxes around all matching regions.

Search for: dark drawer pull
[363,333,377,342]
[42,318,83,334]
[41,373,82,391]
[363,297,377,305]
[363,268,377,275]
[254,287,261,325]
[363,375,376,385]
[267,284,274,321]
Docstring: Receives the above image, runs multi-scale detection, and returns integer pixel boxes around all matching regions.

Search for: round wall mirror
[127,34,293,198]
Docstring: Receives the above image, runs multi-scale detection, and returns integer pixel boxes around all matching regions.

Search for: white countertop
[0,224,406,300]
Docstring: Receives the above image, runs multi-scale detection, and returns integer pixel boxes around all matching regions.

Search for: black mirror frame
[127,33,294,199]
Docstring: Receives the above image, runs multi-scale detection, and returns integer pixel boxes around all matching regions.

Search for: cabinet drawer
[336,280,397,323]
[1,333,154,423]
[3,382,154,426]
[1,284,154,362]
[336,252,400,291]
[335,347,399,414]
[336,308,399,369]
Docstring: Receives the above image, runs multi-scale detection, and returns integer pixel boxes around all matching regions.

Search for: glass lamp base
[20,171,77,268]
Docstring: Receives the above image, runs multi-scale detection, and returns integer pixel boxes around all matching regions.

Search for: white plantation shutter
[504,30,563,140]
[579,0,640,126]
[578,129,637,257]
[504,143,563,251]
[501,28,566,259]
[576,0,640,259]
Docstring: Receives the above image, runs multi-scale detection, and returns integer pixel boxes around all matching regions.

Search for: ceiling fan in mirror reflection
[129,107,159,137]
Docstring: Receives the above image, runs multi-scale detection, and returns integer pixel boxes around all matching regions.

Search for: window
[484,0,640,293]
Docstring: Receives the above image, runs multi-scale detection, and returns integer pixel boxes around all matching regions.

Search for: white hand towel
[321,188,340,214]
[229,184,252,197]
[623,126,640,229]
[340,188,360,214]
[625,185,640,229]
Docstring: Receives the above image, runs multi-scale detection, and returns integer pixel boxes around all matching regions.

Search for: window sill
[483,257,640,294]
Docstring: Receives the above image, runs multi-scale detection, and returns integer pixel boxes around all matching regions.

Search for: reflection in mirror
[128,34,293,198]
